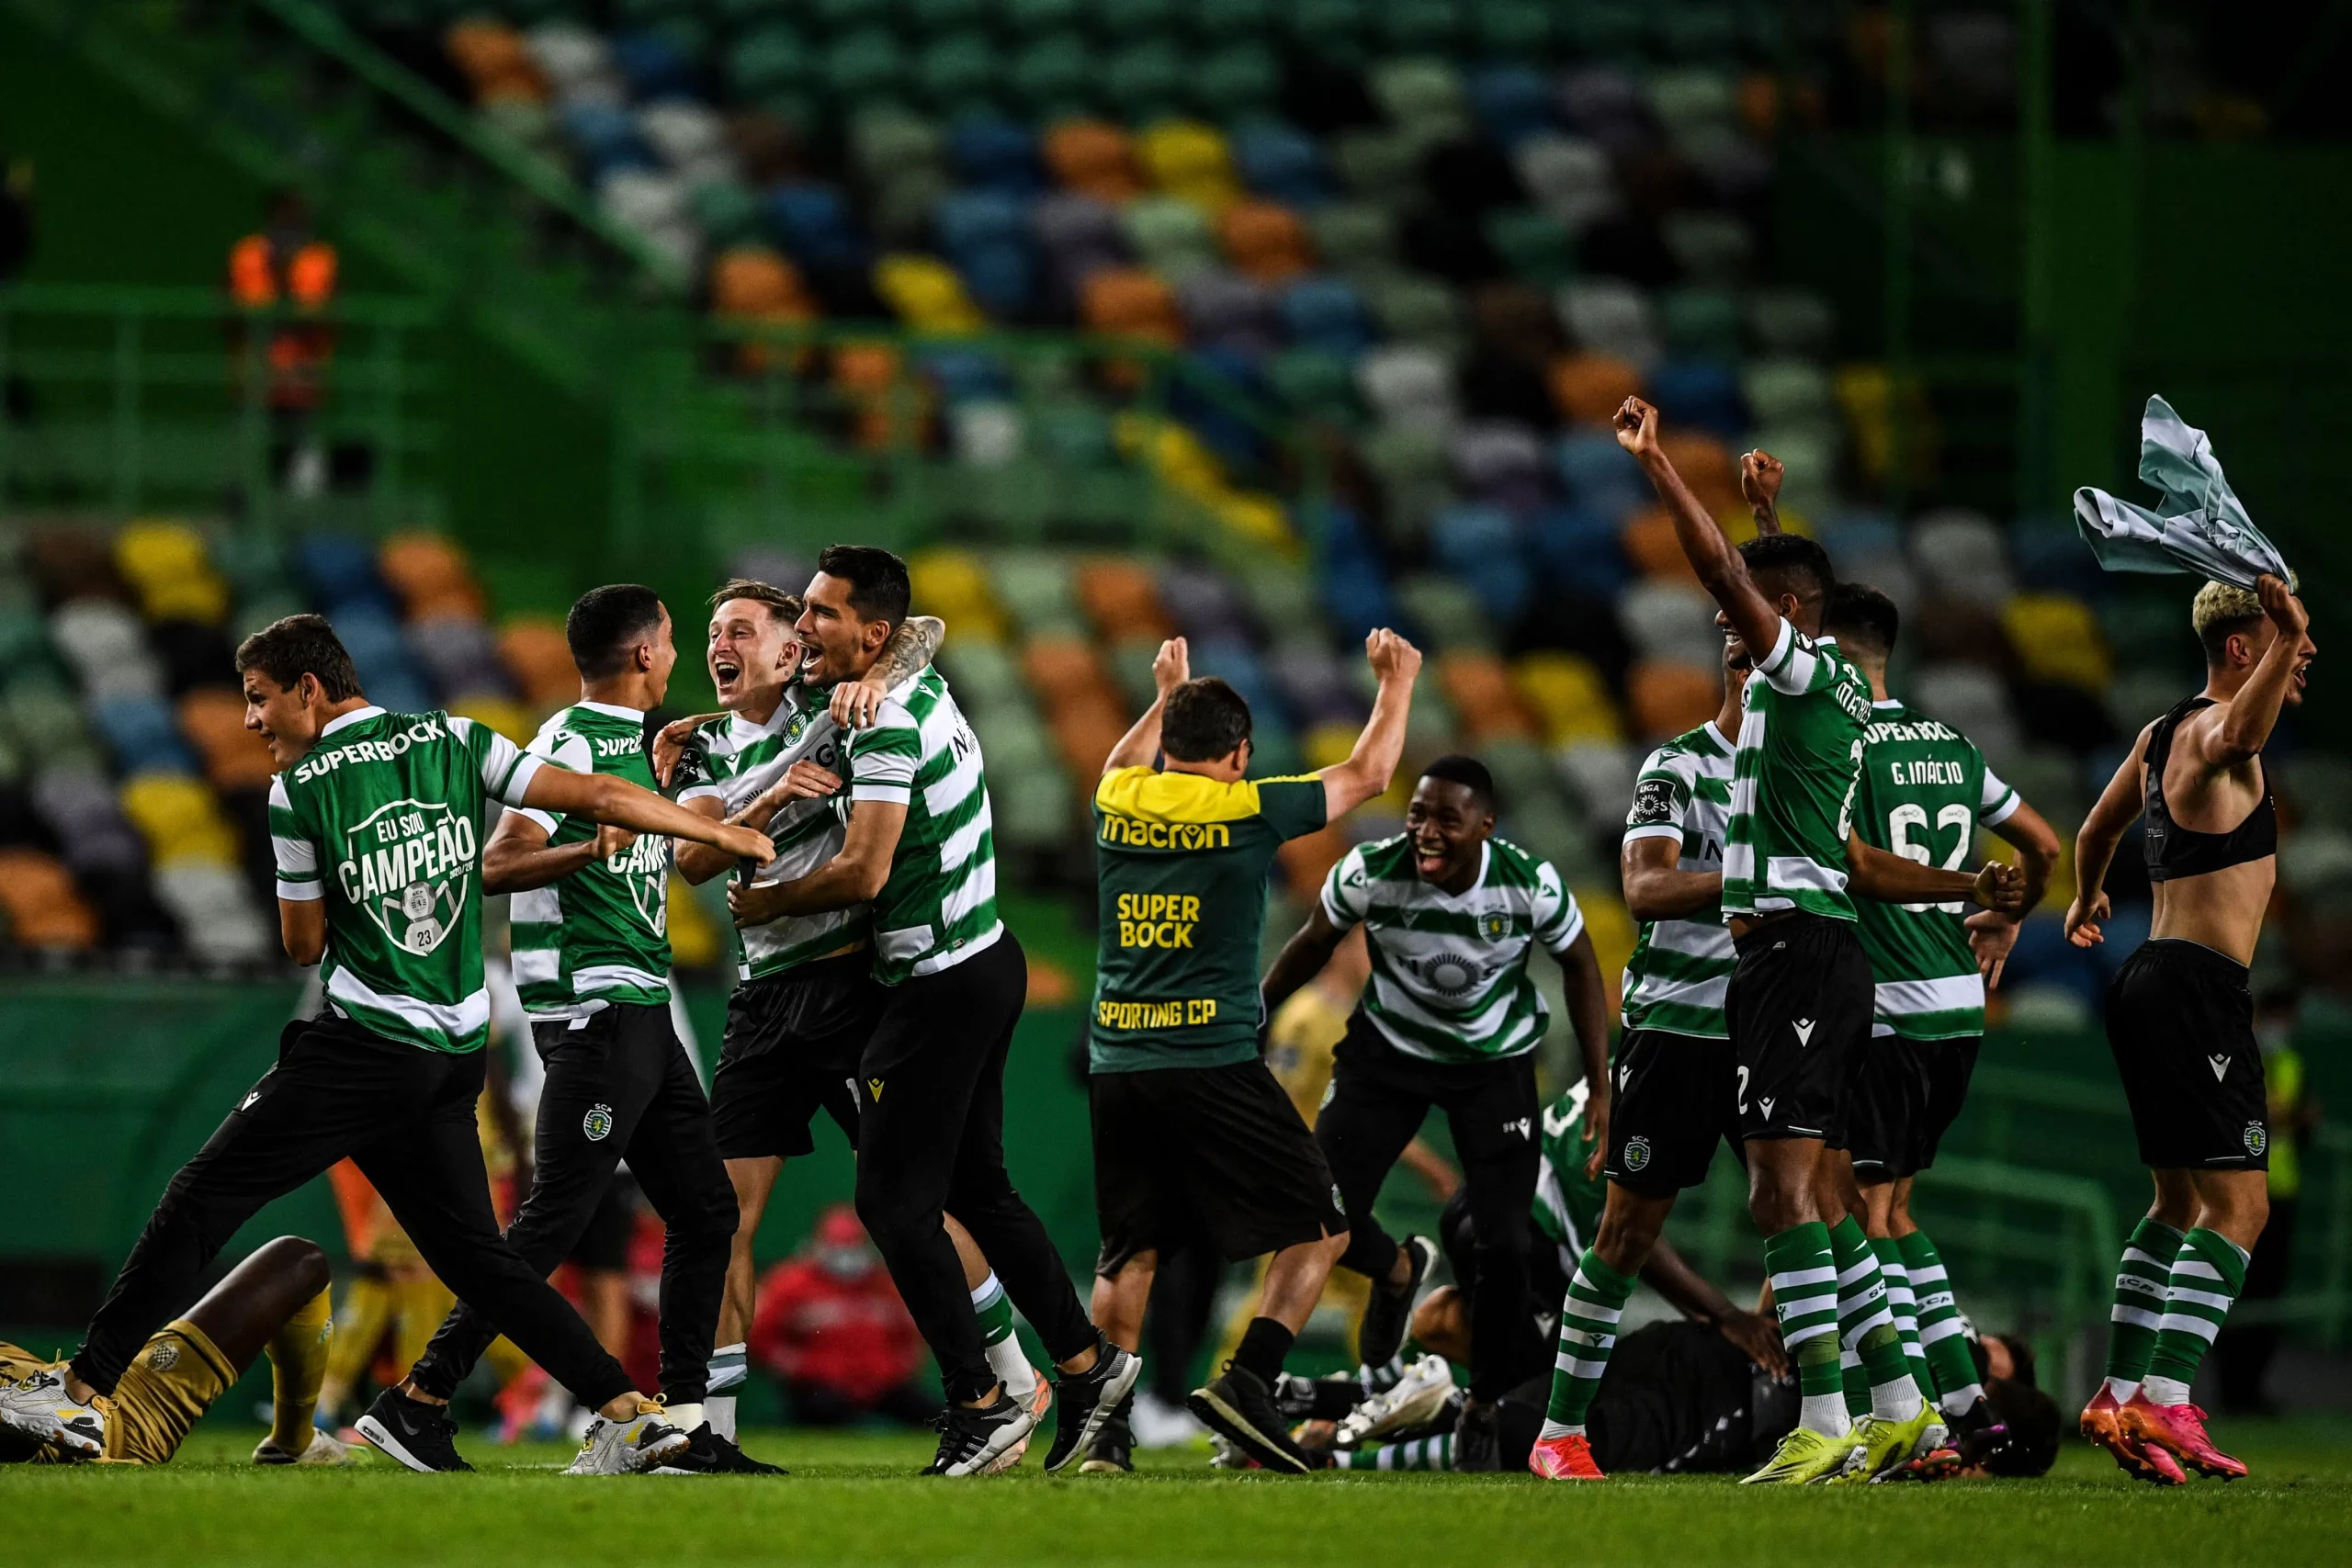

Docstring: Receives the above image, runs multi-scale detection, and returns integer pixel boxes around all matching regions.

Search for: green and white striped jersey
[1619,719,1736,1039]
[845,667,1001,985]
[506,702,672,1019]
[269,705,542,1053]
[1533,1080,1606,1270]
[1850,697,2020,1040]
[1321,834,1585,1065]
[672,682,869,983]
[1724,622,1875,922]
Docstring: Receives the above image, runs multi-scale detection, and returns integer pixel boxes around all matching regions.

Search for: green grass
[6,1421,2352,1566]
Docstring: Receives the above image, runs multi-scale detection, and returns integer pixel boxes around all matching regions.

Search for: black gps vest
[2143,695,2277,881]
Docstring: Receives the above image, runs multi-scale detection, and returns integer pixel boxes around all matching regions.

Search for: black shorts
[1606,1028,1741,1192]
[1436,1186,1571,1333]
[1724,913,1872,1145]
[1090,1057,1347,1277]
[710,951,884,1160]
[568,1176,639,1271]
[2105,939,2268,1170]
[1849,1035,1981,1179]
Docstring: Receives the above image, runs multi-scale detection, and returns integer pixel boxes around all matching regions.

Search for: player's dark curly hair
[1822,581,1900,658]
[235,614,362,702]
[1160,677,1253,762]
[1420,753,1497,812]
[1739,533,1836,604]
[567,584,666,681]
[816,544,911,632]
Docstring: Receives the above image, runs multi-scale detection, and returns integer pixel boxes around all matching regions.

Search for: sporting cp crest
[1622,1135,1652,1173]
[2245,1122,2268,1158]
[339,799,475,955]
[1478,910,1510,941]
[583,1102,615,1141]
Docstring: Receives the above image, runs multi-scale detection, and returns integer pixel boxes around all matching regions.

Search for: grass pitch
[6,1420,2349,1566]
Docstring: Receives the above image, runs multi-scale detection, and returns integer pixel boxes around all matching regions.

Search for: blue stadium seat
[949,115,1046,195]
[1233,121,1330,207]
[1466,64,1556,150]
[1646,357,1747,437]
[1279,275,1372,356]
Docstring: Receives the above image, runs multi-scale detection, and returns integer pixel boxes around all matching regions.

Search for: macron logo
[239,1089,260,1111]
[2210,1054,2231,1081]
[1759,1096,1777,1119]
[1793,1019,1815,1046]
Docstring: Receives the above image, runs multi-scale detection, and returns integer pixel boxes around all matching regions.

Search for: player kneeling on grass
[0,1236,348,1467]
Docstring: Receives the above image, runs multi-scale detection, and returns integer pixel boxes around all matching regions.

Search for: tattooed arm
[829,615,945,728]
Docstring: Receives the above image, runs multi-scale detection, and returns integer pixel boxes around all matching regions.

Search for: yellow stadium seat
[1513,651,1624,745]
[909,548,1012,641]
[874,254,987,333]
[666,874,722,970]
[119,773,240,867]
[1136,120,1240,211]
[451,693,534,744]
[2004,592,2111,693]
[117,519,231,625]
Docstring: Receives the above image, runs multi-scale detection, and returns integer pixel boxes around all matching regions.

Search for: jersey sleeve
[1755,618,1840,697]
[846,703,920,807]
[1254,776,1329,841]
[512,730,590,836]
[453,715,545,808]
[1623,747,1692,845]
[268,775,322,902]
[671,723,727,806]
[1532,858,1587,953]
[1979,762,2022,828]
[1319,842,1373,931]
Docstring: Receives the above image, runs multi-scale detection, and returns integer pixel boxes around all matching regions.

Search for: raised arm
[2066,724,2152,948]
[2191,574,2308,766]
[521,766,775,863]
[1739,448,1785,536]
[830,614,947,728]
[1318,629,1421,818]
[1260,897,1349,1020]
[1103,637,1189,775]
[1620,834,1721,923]
[1618,397,1782,660]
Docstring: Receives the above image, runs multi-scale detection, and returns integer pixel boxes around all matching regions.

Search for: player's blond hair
[2190,577,2291,664]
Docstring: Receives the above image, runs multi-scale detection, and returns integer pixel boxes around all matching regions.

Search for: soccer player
[1823,582,2062,1453]
[1592,401,2020,1486]
[1084,627,1419,1473]
[1259,753,1611,1467]
[0,1235,346,1466]
[1407,1080,1788,1387]
[0,615,777,1474]
[726,546,1138,1478]
[2069,573,2312,1483]
[356,585,765,1475]
[659,578,948,1445]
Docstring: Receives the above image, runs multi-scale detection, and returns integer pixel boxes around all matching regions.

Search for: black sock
[1234,1317,1295,1384]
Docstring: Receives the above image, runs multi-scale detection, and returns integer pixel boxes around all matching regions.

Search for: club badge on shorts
[1622,1134,1652,1173]
[583,1102,615,1141]
[2245,1122,2268,1157]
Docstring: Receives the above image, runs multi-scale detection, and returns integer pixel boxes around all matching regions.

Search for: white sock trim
[2142,1374,2192,1407]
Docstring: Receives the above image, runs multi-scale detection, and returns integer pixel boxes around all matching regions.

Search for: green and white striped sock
[1538,1248,1635,1439]
[1896,1229,1983,1415]
[1828,1214,1920,1424]
[1764,1222,1846,1438]
[971,1272,1037,1402]
[2100,1217,2186,1402]
[1871,1237,1939,1407]
[1335,1433,1453,1471]
[2143,1228,2250,1406]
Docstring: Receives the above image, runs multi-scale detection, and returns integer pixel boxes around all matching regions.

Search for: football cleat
[1528,1431,1606,1481]
[1044,1341,1142,1473]
[1828,1404,1942,1484]
[254,1429,358,1466]
[1334,1355,1457,1448]
[563,1404,693,1475]
[1741,1423,1860,1484]
[2081,1386,2185,1485]
[2117,1393,2247,1481]
[982,1370,1054,1475]
[922,1394,1037,1478]
[1188,1363,1314,1474]
[1079,1399,1135,1474]
[0,1367,105,1460]
[649,1423,787,1475]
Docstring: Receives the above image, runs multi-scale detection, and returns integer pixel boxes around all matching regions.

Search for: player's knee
[1410,1287,1468,1359]
[1596,1203,1663,1271]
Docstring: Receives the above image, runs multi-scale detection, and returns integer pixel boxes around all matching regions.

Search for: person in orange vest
[227,189,338,495]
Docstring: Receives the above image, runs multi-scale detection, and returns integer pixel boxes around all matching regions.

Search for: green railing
[0,284,441,532]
